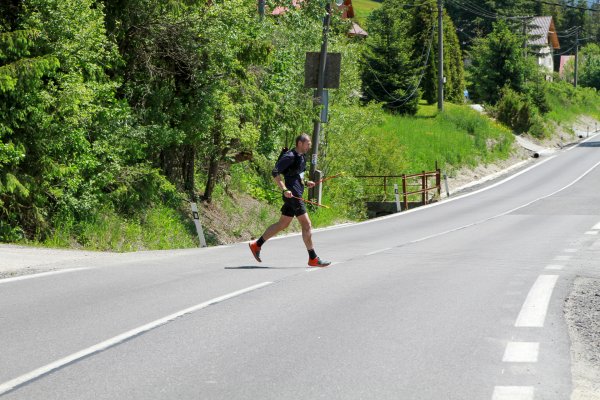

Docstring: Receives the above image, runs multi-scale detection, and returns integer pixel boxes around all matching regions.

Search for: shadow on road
[225,265,306,270]
[578,141,600,147]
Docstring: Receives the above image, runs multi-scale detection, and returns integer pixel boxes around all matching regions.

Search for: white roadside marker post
[394,184,401,213]
[190,202,207,248]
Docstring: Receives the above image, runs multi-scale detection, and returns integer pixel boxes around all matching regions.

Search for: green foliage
[468,20,541,104]
[351,0,382,25]
[494,87,545,137]
[544,79,600,122]
[410,1,465,105]
[0,0,177,243]
[1,0,597,249]
[360,0,420,114]
[44,204,197,251]
[317,102,514,218]
[579,43,600,90]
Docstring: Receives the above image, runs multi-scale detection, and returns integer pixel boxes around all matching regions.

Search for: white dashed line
[0,268,90,284]
[502,342,539,363]
[563,248,577,253]
[545,265,564,270]
[585,231,599,235]
[365,248,392,256]
[515,275,559,328]
[592,222,600,230]
[492,386,534,400]
[0,282,273,396]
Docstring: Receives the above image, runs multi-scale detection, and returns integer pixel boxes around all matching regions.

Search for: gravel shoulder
[565,277,600,400]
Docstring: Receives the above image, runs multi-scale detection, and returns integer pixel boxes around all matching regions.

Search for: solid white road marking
[365,248,392,256]
[492,386,534,400]
[502,342,539,363]
[0,281,273,396]
[545,265,564,270]
[515,275,559,328]
[0,268,90,285]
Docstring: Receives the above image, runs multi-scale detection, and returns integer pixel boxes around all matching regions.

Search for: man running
[249,133,331,267]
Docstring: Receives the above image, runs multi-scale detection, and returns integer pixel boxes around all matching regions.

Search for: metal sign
[304,52,342,89]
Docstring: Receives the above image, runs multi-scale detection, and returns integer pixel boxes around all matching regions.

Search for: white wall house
[527,16,561,80]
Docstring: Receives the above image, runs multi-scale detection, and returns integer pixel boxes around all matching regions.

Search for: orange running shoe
[249,241,262,262]
[308,257,331,267]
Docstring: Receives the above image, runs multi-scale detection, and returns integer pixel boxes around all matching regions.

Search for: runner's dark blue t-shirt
[272,149,306,197]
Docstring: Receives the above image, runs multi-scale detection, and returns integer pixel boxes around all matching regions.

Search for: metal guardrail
[355,168,441,211]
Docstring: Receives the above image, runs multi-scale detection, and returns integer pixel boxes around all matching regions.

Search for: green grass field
[351,0,381,25]
[369,103,515,174]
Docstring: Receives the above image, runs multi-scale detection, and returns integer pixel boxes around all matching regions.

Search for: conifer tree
[361,0,420,114]
[409,0,465,105]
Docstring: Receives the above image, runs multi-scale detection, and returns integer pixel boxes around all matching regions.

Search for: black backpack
[277,147,303,177]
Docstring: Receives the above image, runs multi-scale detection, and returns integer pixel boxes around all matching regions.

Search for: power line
[448,0,531,21]
[362,16,436,106]
[527,0,599,12]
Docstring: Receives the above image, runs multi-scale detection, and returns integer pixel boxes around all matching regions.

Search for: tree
[0,0,172,240]
[361,0,420,114]
[579,43,600,89]
[468,20,537,104]
[409,0,465,105]
[446,0,539,50]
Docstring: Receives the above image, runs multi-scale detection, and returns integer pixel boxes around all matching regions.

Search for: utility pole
[309,3,332,203]
[522,18,528,57]
[437,0,444,112]
[258,0,265,19]
[574,28,579,88]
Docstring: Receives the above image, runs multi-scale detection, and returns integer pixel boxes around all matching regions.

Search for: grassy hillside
[351,0,382,25]
[374,103,515,172]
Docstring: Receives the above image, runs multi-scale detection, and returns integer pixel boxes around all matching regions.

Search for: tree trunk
[182,144,196,195]
[203,156,218,203]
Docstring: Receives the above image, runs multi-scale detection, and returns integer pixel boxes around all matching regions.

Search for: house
[559,55,575,80]
[269,0,367,38]
[271,0,302,16]
[527,16,560,80]
[348,22,368,38]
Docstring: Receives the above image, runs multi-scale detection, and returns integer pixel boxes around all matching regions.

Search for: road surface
[1,136,600,399]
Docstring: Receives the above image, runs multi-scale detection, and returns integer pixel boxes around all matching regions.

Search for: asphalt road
[1,136,600,399]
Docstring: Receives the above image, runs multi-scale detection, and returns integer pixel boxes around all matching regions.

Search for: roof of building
[528,16,560,49]
[271,0,302,16]
[348,22,368,37]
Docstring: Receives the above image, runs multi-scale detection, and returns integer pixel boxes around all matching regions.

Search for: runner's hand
[306,181,316,188]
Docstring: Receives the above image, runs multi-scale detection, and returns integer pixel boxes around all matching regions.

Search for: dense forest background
[1,0,599,249]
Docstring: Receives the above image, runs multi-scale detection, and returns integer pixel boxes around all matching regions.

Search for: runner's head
[295,133,311,154]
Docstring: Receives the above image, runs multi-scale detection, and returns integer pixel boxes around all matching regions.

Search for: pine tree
[468,20,534,103]
[361,0,420,114]
[409,0,465,105]
[0,2,59,240]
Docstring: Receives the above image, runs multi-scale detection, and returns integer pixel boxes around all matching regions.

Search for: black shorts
[281,197,307,217]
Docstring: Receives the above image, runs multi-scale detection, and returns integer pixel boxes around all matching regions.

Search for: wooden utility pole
[574,28,579,88]
[309,3,332,203]
[437,0,444,112]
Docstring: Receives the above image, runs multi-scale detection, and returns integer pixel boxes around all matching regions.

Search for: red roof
[272,0,303,16]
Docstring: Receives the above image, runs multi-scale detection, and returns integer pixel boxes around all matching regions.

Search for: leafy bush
[495,87,545,137]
